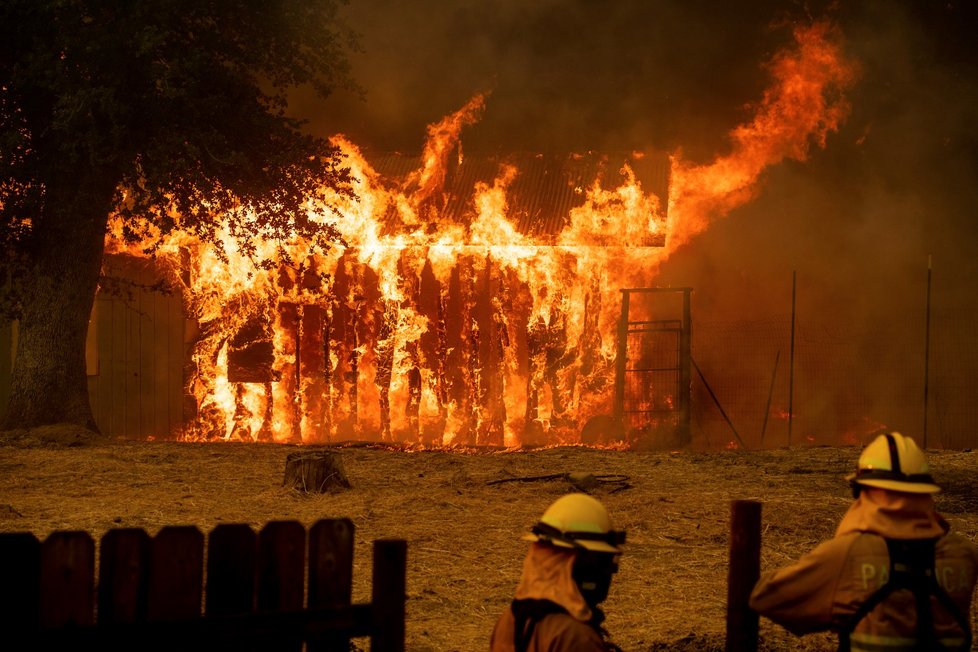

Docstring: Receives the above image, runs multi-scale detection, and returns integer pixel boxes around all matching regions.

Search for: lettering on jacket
[858,562,973,593]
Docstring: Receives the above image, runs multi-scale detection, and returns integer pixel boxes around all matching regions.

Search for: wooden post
[371,539,407,652]
[923,254,932,448]
[613,290,631,425]
[726,500,761,652]
[788,271,796,447]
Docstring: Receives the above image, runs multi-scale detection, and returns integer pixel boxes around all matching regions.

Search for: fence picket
[371,538,407,652]
[0,532,41,631]
[258,520,306,651]
[308,518,354,652]
[40,531,95,628]
[1,520,405,651]
[206,523,258,617]
[147,526,203,622]
[98,528,151,625]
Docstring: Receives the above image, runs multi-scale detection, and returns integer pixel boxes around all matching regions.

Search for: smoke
[292,0,978,447]
[652,1,978,446]
[297,0,806,154]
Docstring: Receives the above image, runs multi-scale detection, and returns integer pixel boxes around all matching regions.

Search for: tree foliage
[0,0,358,433]
[0,0,359,317]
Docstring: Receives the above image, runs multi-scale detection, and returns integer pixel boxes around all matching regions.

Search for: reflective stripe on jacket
[749,489,978,650]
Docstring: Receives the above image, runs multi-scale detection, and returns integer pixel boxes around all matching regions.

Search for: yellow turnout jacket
[750,488,977,651]
[490,543,610,652]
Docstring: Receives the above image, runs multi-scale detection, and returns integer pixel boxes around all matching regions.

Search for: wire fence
[689,309,978,451]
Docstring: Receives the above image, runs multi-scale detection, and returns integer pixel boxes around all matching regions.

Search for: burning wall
[141,144,672,447]
[101,22,855,447]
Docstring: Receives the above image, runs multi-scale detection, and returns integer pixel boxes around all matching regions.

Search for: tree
[0,1,357,435]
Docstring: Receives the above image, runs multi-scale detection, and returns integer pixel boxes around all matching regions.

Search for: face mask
[572,550,619,607]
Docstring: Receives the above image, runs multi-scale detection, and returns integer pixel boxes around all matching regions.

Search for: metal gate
[613,287,692,447]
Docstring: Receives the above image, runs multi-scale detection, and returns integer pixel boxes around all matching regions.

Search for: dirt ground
[1,431,976,651]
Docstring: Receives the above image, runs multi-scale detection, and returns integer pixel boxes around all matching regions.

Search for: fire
[103,21,855,447]
[841,418,888,446]
[667,22,855,251]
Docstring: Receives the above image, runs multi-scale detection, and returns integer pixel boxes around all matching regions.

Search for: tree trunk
[283,450,351,493]
[1,169,115,434]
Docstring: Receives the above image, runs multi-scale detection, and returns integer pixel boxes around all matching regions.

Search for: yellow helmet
[522,493,625,553]
[846,432,940,494]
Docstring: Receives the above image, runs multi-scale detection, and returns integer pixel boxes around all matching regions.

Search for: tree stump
[283,450,352,494]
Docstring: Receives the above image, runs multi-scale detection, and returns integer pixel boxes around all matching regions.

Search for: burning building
[0,21,866,449]
[100,134,677,448]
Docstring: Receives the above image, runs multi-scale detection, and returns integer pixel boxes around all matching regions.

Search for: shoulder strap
[511,598,568,652]
[588,605,625,652]
[838,537,973,652]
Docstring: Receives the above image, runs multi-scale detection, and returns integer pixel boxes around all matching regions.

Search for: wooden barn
[0,150,672,442]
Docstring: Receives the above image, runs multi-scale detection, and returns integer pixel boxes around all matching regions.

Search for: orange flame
[103,22,855,447]
[666,21,855,254]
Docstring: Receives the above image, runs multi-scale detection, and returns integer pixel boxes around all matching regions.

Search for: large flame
[104,21,855,447]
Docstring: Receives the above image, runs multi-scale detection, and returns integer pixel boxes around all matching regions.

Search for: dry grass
[1,434,976,651]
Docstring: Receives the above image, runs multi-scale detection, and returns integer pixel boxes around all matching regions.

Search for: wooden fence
[0,518,406,651]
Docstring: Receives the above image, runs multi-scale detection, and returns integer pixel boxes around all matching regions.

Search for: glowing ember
[104,21,855,446]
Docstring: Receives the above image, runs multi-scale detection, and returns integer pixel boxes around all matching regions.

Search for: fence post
[371,538,407,652]
[726,499,761,652]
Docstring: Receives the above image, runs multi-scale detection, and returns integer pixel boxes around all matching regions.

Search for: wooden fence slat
[206,523,257,617]
[257,520,306,651]
[0,532,40,631]
[98,528,151,625]
[40,531,95,628]
[257,521,306,612]
[371,539,407,652]
[5,521,404,650]
[308,518,354,652]
[147,526,203,622]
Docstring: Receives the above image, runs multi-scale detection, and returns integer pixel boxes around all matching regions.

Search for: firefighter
[490,492,626,652]
[750,431,977,651]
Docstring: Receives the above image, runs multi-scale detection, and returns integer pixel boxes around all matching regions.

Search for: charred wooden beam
[374,299,397,441]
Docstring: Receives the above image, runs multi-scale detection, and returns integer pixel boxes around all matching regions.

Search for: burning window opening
[96,21,854,449]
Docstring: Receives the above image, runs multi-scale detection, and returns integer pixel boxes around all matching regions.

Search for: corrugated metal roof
[362,150,669,244]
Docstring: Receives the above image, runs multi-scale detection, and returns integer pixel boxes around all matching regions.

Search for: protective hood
[513,542,592,622]
[835,487,949,539]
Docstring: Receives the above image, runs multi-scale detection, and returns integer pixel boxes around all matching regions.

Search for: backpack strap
[837,537,973,652]
[588,605,625,652]
[511,598,568,652]
[511,599,625,652]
